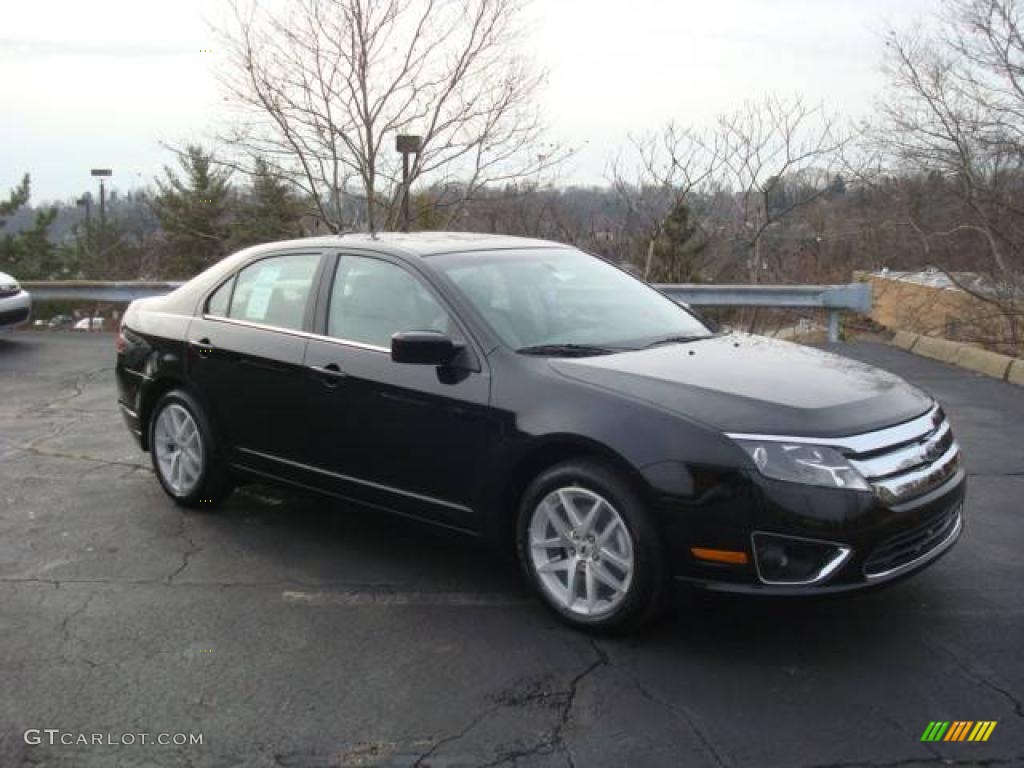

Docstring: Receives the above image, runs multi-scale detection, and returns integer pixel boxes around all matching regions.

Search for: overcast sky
[0,0,937,204]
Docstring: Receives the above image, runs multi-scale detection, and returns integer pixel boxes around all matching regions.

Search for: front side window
[228,253,320,331]
[327,255,454,348]
[435,248,712,351]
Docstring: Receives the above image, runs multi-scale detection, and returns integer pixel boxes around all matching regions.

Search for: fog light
[751,533,851,585]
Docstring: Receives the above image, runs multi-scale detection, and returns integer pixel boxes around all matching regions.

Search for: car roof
[238,231,565,259]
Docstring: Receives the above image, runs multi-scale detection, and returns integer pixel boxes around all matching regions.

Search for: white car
[0,271,31,330]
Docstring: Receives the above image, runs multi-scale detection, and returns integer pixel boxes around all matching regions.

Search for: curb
[887,332,1021,386]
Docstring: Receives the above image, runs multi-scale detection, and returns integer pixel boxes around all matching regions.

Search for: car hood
[0,271,18,285]
[548,333,932,438]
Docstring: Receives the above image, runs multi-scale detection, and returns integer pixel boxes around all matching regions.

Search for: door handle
[310,363,348,388]
[189,338,214,358]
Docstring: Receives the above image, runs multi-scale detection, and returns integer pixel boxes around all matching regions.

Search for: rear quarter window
[205,278,234,317]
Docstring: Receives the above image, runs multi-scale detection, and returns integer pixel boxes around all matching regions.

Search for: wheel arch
[138,376,220,452]
[489,435,656,554]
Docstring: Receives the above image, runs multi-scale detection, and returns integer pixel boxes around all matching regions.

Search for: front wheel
[149,389,233,508]
[516,459,666,632]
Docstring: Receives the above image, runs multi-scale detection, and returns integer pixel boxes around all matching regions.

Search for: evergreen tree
[0,208,60,279]
[150,145,232,277]
[230,157,304,248]
[60,216,144,279]
[647,198,707,283]
[0,174,30,223]
[0,174,64,279]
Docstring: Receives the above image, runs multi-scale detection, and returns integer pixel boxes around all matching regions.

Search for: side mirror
[391,330,461,366]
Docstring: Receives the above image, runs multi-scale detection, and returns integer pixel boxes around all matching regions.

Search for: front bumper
[665,466,967,596]
[0,290,32,329]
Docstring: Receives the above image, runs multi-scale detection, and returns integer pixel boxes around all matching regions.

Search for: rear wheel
[516,459,665,632]
[149,389,232,508]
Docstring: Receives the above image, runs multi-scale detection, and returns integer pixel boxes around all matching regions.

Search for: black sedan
[116,233,965,631]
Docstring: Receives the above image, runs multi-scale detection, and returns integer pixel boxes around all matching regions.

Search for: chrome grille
[845,406,961,505]
[864,505,962,578]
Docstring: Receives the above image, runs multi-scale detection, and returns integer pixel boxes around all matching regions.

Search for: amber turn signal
[690,547,749,565]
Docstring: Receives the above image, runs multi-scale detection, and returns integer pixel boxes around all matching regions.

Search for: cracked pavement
[1,331,1022,767]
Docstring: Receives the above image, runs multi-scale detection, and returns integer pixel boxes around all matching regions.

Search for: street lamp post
[90,168,112,258]
[395,134,422,232]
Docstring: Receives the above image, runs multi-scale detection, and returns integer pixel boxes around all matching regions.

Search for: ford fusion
[116,233,965,631]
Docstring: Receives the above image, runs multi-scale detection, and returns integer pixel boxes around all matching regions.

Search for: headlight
[734,440,871,491]
[1,282,18,292]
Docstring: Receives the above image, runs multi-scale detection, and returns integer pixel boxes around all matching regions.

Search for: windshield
[434,248,712,352]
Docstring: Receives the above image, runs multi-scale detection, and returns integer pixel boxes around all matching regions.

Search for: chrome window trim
[864,507,963,581]
[750,531,852,586]
[726,404,941,455]
[199,314,390,354]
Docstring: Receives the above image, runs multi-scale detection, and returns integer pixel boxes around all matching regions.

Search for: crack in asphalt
[167,515,203,583]
[59,591,97,649]
[410,705,501,768]
[474,639,609,768]
[406,639,608,768]
[7,443,148,472]
[26,365,112,416]
[633,680,730,768]
[927,639,1024,720]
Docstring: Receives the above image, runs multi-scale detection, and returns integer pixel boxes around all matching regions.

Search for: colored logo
[921,721,997,742]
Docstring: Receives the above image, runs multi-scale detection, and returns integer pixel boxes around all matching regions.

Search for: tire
[148,389,233,509]
[516,458,666,632]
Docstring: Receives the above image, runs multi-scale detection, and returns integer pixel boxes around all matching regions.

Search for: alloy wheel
[528,486,635,618]
[153,403,204,496]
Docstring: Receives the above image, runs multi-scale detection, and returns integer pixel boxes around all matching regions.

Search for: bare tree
[878,0,1024,350]
[713,97,857,283]
[613,96,858,285]
[217,0,568,233]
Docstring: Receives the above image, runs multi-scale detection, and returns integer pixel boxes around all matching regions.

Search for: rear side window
[228,253,320,331]
[206,278,233,317]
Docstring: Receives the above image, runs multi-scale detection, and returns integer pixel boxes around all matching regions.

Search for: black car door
[302,252,494,531]
[187,250,324,477]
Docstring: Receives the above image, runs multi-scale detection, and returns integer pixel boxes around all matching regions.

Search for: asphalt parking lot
[1,331,1022,768]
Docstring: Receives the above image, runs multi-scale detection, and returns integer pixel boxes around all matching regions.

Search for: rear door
[302,252,495,530]
[187,250,325,476]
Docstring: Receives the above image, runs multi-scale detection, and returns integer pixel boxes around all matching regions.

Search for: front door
[302,252,494,531]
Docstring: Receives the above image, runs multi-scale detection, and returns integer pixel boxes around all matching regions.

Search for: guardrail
[23,280,872,343]
[23,281,184,303]
[655,283,872,343]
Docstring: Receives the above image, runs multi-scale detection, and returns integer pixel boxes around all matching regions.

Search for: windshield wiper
[516,343,620,357]
[643,334,709,349]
